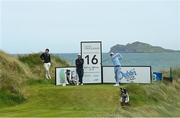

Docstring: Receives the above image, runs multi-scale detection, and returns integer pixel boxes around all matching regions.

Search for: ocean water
[58,52,180,72]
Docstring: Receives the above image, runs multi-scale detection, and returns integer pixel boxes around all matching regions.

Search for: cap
[110,52,114,56]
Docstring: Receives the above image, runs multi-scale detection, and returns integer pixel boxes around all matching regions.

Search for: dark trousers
[76,69,84,84]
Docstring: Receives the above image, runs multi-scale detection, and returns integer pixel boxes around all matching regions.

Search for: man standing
[75,54,84,85]
[40,49,52,79]
[110,52,123,86]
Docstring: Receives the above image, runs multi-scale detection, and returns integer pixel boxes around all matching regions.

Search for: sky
[0,0,179,54]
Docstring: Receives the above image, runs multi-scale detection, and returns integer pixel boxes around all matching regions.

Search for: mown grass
[0,50,180,117]
[0,81,180,117]
[0,83,118,117]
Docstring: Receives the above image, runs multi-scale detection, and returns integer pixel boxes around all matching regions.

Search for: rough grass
[162,68,180,80]
[0,50,180,117]
[18,53,69,79]
[0,52,30,94]
[0,51,69,108]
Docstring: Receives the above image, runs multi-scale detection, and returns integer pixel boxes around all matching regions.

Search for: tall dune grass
[18,53,69,80]
[0,51,69,107]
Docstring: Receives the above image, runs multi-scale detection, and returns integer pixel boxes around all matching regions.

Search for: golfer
[40,49,52,79]
[75,54,84,85]
[110,52,123,86]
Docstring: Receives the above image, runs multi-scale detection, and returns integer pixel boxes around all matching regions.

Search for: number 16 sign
[81,41,102,83]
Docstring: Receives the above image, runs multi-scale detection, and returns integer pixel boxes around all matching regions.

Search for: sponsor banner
[56,67,78,85]
[103,66,151,83]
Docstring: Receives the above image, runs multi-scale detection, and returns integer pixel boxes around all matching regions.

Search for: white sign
[81,41,102,83]
[56,67,78,85]
[103,66,151,83]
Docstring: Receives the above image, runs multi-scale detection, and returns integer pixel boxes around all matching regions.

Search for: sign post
[81,41,102,83]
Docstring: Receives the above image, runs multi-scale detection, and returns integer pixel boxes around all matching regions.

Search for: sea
[58,52,180,72]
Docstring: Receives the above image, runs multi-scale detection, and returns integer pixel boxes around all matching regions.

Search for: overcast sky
[0,0,179,53]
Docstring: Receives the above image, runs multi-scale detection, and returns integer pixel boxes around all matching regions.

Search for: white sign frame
[81,41,103,83]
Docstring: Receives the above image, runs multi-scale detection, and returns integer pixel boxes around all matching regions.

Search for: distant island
[110,41,180,53]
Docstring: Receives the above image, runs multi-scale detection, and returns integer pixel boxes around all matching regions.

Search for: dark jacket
[75,58,84,70]
[40,53,51,63]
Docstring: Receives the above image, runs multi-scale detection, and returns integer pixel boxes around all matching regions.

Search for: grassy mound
[0,51,29,91]
[0,51,69,108]
[0,51,29,107]
[18,53,69,80]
